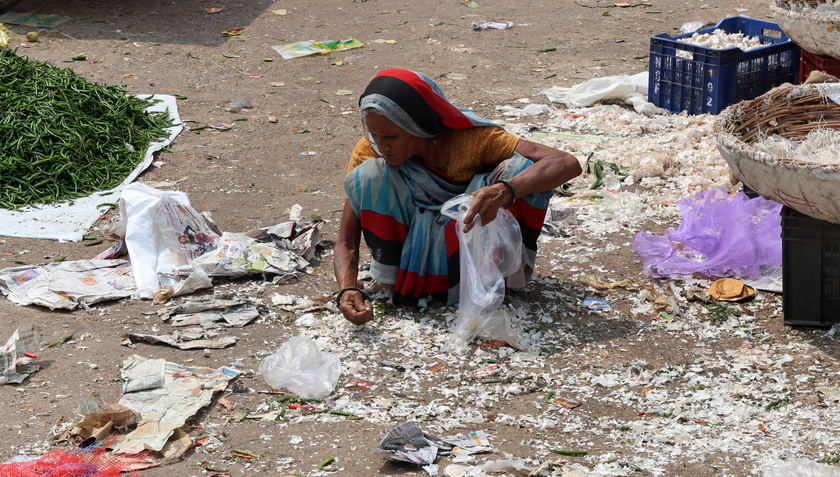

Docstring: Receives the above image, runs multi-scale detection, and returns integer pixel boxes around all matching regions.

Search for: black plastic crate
[648,16,799,115]
[782,206,840,327]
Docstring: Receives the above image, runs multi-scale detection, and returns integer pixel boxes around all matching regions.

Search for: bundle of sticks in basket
[721,84,840,144]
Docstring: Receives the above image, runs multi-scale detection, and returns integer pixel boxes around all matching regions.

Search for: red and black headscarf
[359,69,498,138]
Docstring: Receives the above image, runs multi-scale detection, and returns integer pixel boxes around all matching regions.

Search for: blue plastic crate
[648,16,800,115]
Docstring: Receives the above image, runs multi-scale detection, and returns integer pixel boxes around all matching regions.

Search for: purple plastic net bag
[632,187,782,278]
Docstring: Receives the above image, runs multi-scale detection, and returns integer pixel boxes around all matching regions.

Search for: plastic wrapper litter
[259,335,341,399]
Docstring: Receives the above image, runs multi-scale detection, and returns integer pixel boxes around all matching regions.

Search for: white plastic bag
[440,194,524,352]
[542,72,666,114]
[543,72,647,107]
[680,21,705,34]
[258,335,341,399]
[496,103,550,117]
[118,183,220,298]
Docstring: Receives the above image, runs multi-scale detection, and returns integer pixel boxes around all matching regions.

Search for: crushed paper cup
[706,278,755,301]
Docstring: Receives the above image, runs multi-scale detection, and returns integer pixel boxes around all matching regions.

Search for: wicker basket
[771,0,840,58]
[716,83,840,224]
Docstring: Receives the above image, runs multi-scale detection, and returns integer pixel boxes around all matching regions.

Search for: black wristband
[336,286,368,307]
[494,179,516,208]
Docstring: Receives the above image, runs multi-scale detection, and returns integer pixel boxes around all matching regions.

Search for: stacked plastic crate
[647,16,800,115]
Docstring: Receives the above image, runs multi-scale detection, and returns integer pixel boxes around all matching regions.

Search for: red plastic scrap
[468,363,505,377]
[345,378,375,391]
[480,339,508,348]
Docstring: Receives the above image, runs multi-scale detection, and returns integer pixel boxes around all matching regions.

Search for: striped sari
[344,153,551,307]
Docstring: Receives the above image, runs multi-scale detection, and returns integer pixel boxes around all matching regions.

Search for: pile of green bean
[0,48,175,209]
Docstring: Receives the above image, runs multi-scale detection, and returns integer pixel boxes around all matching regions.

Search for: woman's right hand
[339,289,374,325]
[334,200,373,325]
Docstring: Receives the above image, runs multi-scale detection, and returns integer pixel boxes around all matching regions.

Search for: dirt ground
[3,0,840,476]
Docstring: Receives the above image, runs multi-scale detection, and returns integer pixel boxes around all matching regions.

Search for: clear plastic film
[441,194,525,352]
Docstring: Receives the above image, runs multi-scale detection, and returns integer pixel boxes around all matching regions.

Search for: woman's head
[359,69,486,138]
[361,109,426,166]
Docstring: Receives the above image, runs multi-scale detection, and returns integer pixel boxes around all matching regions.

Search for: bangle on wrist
[336,286,368,307]
[494,179,516,208]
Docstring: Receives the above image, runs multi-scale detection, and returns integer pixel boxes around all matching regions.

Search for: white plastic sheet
[542,72,666,114]
[0,95,182,242]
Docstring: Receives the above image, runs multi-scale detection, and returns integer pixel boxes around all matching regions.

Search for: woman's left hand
[462,182,512,233]
[462,138,583,233]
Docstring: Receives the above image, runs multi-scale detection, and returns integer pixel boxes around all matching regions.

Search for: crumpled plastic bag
[632,187,782,279]
[258,335,341,399]
[116,183,220,299]
[440,194,525,352]
[471,20,514,30]
[680,21,705,34]
[542,72,666,114]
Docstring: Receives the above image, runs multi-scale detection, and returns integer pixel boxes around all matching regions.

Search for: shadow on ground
[4,0,273,46]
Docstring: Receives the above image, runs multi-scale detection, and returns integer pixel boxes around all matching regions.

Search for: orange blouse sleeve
[348,137,378,172]
[445,127,520,181]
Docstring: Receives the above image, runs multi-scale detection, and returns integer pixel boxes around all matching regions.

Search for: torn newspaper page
[263,219,323,262]
[174,232,310,278]
[446,430,493,454]
[0,260,135,310]
[113,355,239,454]
[1,324,43,384]
[59,393,191,470]
[158,297,262,328]
[125,328,238,350]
